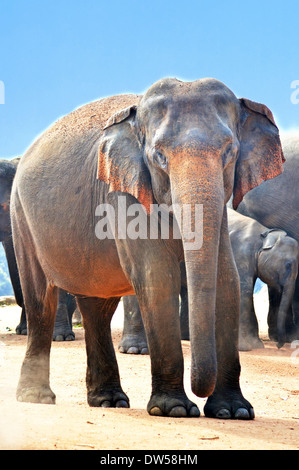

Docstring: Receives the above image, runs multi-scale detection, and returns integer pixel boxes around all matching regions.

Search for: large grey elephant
[237,131,299,341]
[228,208,299,350]
[0,157,77,340]
[11,78,284,419]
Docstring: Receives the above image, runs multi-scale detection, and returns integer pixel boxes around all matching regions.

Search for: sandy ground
[0,291,298,451]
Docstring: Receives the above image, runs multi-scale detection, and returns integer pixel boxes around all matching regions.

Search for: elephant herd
[1,77,298,420]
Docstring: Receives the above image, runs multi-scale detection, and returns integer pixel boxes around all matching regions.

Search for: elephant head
[97,78,284,397]
[258,229,299,347]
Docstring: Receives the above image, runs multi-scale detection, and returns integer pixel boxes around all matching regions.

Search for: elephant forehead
[139,85,239,135]
[143,77,237,101]
[147,108,236,154]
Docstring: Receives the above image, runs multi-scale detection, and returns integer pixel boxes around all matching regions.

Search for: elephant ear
[97,105,154,214]
[232,98,285,210]
[261,228,287,250]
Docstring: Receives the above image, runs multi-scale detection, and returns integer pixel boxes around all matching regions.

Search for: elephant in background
[228,208,299,350]
[11,77,284,419]
[237,131,299,342]
[0,158,24,330]
[0,157,76,340]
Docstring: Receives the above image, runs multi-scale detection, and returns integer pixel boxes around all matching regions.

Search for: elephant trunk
[170,156,224,397]
[276,283,295,348]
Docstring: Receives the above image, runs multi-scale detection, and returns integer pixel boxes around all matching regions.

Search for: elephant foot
[118,333,149,355]
[87,389,130,408]
[53,327,75,342]
[147,392,200,418]
[239,334,264,351]
[204,391,254,420]
[269,327,299,344]
[16,322,27,335]
[17,384,56,404]
[238,336,252,351]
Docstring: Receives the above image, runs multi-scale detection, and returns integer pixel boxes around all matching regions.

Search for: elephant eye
[285,261,292,271]
[153,150,167,169]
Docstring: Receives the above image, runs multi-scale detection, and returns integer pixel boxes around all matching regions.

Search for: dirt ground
[0,292,298,451]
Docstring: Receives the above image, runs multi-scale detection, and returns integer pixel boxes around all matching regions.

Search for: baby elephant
[228,208,299,350]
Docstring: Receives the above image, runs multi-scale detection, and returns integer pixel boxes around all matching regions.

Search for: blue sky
[0,0,298,158]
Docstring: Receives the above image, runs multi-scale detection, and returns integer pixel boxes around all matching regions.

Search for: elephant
[0,157,76,340]
[0,158,24,327]
[227,208,299,350]
[10,77,284,419]
[237,131,299,342]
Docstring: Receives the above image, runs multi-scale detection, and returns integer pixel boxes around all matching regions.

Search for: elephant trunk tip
[191,363,217,398]
[276,339,285,349]
[276,317,286,349]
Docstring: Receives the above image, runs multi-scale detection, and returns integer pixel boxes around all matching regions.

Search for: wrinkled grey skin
[228,208,299,350]
[238,132,299,342]
[0,157,76,340]
[11,78,283,419]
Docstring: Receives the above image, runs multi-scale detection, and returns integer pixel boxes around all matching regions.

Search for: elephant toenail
[116,400,129,408]
[101,400,111,407]
[189,406,200,417]
[216,408,231,419]
[149,406,163,416]
[169,406,187,417]
[234,408,250,419]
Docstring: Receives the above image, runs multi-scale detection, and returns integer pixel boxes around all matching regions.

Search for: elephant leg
[239,278,264,351]
[66,293,78,324]
[204,211,254,420]
[268,286,280,341]
[120,268,190,353]
[268,286,298,344]
[116,237,199,418]
[136,282,199,418]
[13,201,57,404]
[285,306,297,342]
[16,305,27,336]
[16,263,58,404]
[2,238,27,335]
[289,279,299,341]
[53,289,75,341]
[272,296,299,343]
[118,295,148,354]
[76,295,129,408]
